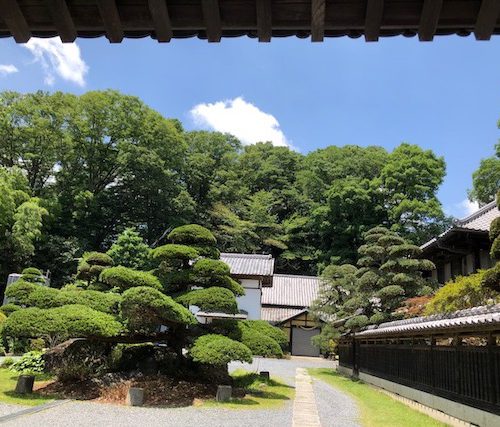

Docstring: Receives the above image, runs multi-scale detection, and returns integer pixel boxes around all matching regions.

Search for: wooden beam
[0,0,31,43]
[148,0,173,42]
[97,0,123,43]
[364,0,384,42]
[45,0,77,43]
[201,0,222,42]
[474,0,500,40]
[256,0,272,42]
[311,0,325,42]
[418,0,442,41]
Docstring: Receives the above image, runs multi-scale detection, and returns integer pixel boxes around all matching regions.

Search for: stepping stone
[292,368,321,427]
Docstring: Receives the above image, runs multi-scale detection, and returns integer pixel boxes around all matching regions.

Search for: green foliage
[100,266,162,292]
[426,271,499,314]
[4,280,38,305]
[490,217,500,242]
[190,334,252,365]
[345,315,369,329]
[311,324,340,356]
[107,228,151,270]
[120,286,196,332]
[176,287,238,314]
[192,259,245,296]
[26,287,121,314]
[168,224,217,247]
[239,328,283,358]
[76,252,114,286]
[10,351,44,374]
[0,304,21,316]
[2,305,122,344]
[151,244,199,263]
[469,143,500,205]
[240,320,288,350]
[0,312,6,324]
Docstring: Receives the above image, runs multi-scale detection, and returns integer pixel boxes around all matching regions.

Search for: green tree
[107,228,151,270]
[469,143,500,205]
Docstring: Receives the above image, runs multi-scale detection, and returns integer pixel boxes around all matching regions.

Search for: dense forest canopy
[0,90,457,288]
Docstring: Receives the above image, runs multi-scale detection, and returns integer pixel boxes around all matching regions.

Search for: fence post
[488,333,497,406]
[430,335,435,392]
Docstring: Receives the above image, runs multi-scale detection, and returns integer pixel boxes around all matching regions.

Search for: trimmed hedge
[176,287,238,314]
[85,252,114,266]
[100,266,162,292]
[2,304,123,341]
[26,287,121,314]
[168,224,217,246]
[0,303,21,316]
[239,328,283,358]
[240,320,288,350]
[121,286,197,332]
[5,280,37,305]
[151,244,199,263]
[193,259,230,276]
[190,334,252,365]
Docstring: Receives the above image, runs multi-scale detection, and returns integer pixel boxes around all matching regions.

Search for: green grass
[0,368,54,406]
[203,369,294,409]
[309,368,446,427]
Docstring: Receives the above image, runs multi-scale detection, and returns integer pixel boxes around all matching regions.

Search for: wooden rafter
[45,0,76,43]
[0,0,30,43]
[365,0,384,42]
[418,0,443,41]
[148,0,173,42]
[474,0,500,40]
[97,0,124,43]
[256,0,272,42]
[311,0,325,42]
[201,0,222,43]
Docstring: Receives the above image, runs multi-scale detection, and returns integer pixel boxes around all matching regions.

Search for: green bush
[168,224,217,246]
[0,357,15,368]
[239,328,283,358]
[239,320,288,350]
[0,304,21,316]
[490,217,500,242]
[29,338,45,352]
[376,285,405,301]
[490,237,500,260]
[190,334,252,365]
[482,263,500,292]
[100,266,162,292]
[121,286,196,332]
[85,252,114,266]
[193,259,230,276]
[2,305,123,344]
[176,287,238,314]
[151,244,199,263]
[0,312,6,324]
[21,267,43,276]
[26,287,121,314]
[11,351,45,374]
[426,270,499,314]
[5,280,38,305]
[191,259,245,296]
[345,315,369,330]
[107,228,151,270]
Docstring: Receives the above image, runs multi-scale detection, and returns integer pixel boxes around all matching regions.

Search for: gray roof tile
[261,307,305,323]
[262,274,320,307]
[220,253,274,277]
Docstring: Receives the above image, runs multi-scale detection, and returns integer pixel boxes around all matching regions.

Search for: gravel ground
[0,357,358,427]
[0,403,28,418]
[313,376,361,427]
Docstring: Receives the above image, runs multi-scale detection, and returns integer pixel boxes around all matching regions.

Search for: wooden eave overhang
[2,0,500,44]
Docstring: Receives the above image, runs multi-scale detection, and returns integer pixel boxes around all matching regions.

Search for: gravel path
[0,403,28,418]
[1,357,355,427]
[313,376,361,427]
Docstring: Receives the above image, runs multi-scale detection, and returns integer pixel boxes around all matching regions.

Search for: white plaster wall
[237,286,262,320]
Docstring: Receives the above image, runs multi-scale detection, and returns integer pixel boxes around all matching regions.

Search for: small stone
[259,371,270,380]
[126,387,144,406]
[216,385,232,402]
[15,375,35,394]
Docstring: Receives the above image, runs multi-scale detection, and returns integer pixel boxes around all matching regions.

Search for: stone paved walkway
[292,368,321,427]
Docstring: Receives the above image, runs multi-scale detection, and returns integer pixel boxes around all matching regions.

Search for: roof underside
[2,1,500,44]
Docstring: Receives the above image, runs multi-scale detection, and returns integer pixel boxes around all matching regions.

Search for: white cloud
[23,38,88,86]
[447,198,480,218]
[190,97,290,147]
[0,64,18,76]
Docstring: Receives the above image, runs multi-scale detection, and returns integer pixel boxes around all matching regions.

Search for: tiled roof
[455,200,498,232]
[261,307,306,323]
[262,274,320,307]
[220,253,274,277]
[420,200,498,250]
[357,304,500,337]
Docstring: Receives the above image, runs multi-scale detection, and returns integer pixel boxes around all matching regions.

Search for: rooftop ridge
[456,199,497,225]
[273,274,320,279]
[220,252,272,259]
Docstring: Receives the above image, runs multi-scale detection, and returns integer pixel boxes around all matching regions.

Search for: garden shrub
[0,304,21,316]
[344,315,369,329]
[0,312,6,324]
[239,328,283,358]
[121,286,196,332]
[106,228,151,270]
[176,287,238,314]
[11,351,45,374]
[29,338,45,352]
[426,270,499,314]
[168,224,217,246]
[85,252,114,266]
[5,280,38,305]
[482,263,500,292]
[100,266,162,292]
[20,267,46,285]
[2,305,123,345]
[26,287,121,314]
[192,259,245,296]
[151,244,199,263]
[0,357,15,368]
[190,334,252,365]
[240,320,288,350]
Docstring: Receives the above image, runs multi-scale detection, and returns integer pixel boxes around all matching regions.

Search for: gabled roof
[357,304,500,337]
[421,200,498,251]
[262,274,320,307]
[261,307,306,324]
[220,253,274,277]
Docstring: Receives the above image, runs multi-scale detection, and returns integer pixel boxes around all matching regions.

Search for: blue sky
[0,35,497,218]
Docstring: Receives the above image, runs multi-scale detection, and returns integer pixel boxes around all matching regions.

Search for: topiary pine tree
[2,224,285,373]
[106,228,151,270]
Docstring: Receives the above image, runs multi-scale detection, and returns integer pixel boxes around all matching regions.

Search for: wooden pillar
[488,333,497,405]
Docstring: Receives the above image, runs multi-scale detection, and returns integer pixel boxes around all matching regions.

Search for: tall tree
[469,142,500,206]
